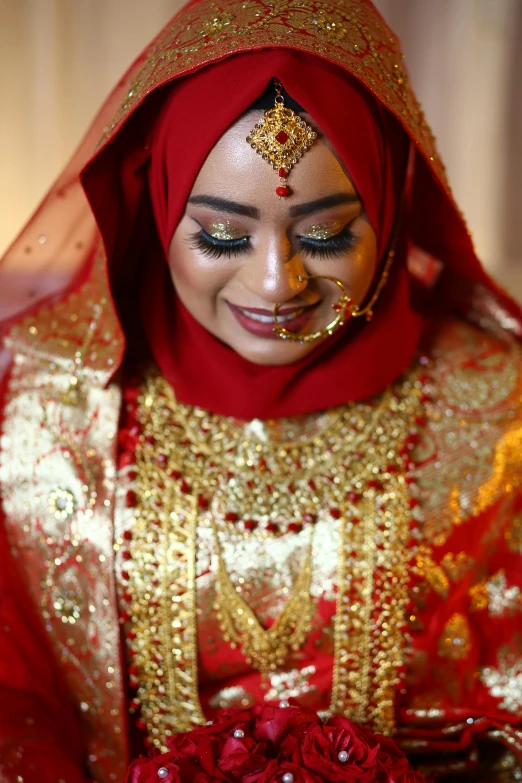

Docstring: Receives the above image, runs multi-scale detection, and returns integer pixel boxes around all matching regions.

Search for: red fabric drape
[142,50,423,419]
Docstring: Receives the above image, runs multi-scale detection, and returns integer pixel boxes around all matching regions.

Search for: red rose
[243,760,324,783]
[123,705,427,783]
[123,755,182,783]
[280,722,378,782]
[252,703,320,747]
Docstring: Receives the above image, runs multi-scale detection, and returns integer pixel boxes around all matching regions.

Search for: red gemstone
[180,480,191,494]
[122,550,132,560]
[121,570,130,581]
[288,523,303,533]
[126,490,137,508]
[244,519,258,531]
[276,186,290,197]
[197,495,209,509]
[330,508,341,519]
[279,167,288,178]
[136,718,147,731]
[266,522,279,533]
[225,511,239,522]
[275,130,289,144]
[123,530,132,540]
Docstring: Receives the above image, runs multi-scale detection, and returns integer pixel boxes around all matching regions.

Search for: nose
[241,233,307,304]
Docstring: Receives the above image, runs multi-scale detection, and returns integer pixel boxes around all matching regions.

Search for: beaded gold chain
[122,367,424,749]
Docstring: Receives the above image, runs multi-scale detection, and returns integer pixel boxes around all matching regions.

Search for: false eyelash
[297,228,357,259]
[187,230,252,259]
[187,226,357,260]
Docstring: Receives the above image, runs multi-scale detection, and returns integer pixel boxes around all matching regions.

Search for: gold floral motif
[469,580,489,613]
[200,5,233,35]
[441,551,473,582]
[48,487,76,520]
[127,368,422,748]
[312,12,347,40]
[481,649,522,713]
[506,513,522,555]
[470,570,522,617]
[415,548,449,598]
[438,613,472,661]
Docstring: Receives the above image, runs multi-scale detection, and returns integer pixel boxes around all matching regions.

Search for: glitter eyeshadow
[208,221,246,240]
[304,221,343,240]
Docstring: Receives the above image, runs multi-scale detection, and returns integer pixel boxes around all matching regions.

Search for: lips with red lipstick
[227,301,320,339]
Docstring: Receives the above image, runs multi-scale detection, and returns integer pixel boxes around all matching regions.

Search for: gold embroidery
[470,570,522,617]
[415,548,449,598]
[413,321,522,547]
[0,253,126,783]
[469,581,489,613]
[481,649,522,714]
[506,512,522,555]
[441,551,473,582]
[438,614,472,661]
[209,686,255,709]
[265,665,317,702]
[127,368,422,748]
[98,0,448,201]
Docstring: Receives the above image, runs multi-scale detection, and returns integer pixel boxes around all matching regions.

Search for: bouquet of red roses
[125,702,428,783]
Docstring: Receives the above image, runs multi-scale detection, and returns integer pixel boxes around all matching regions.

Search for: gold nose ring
[272,275,354,343]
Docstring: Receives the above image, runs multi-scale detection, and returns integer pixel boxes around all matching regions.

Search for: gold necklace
[212,517,314,675]
[122,367,425,750]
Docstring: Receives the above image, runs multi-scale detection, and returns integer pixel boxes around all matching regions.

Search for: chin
[227,338,318,366]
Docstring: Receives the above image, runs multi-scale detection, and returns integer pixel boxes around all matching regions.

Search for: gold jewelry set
[123,371,422,747]
[246,79,396,344]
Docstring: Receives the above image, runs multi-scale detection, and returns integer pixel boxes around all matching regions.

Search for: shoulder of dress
[411,319,522,545]
[421,318,522,417]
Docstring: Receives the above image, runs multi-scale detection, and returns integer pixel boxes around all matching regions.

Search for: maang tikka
[246,80,317,198]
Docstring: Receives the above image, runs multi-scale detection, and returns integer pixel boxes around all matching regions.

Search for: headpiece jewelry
[246,80,317,198]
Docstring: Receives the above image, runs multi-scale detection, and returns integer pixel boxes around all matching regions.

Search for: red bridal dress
[0,1,521,782]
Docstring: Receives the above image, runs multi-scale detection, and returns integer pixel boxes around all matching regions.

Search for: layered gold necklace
[120,367,424,749]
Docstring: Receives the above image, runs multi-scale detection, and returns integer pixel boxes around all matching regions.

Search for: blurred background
[1,0,521,297]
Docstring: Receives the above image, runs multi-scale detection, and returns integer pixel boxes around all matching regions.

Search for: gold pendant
[213,524,314,675]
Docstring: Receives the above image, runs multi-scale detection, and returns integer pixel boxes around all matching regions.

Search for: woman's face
[168,113,378,365]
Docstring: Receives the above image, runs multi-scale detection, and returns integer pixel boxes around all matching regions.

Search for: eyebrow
[187,195,260,219]
[289,193,360,218]
[187,192,359,220]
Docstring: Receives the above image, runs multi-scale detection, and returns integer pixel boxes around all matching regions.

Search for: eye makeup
[207,221,247,241]
[302,221,344,241]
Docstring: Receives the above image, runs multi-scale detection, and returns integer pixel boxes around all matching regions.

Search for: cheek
[345,225,378,299]
[167,231,232,297]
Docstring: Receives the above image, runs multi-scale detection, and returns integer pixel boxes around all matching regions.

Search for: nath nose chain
[246,80,317,198]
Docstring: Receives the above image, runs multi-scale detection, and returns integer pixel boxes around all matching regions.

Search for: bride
[0,0,521,780]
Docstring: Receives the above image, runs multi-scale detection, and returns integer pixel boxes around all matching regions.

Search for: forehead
[190,113,357,213]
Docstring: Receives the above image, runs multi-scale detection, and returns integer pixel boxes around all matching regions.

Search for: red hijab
[142,50,422,420]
